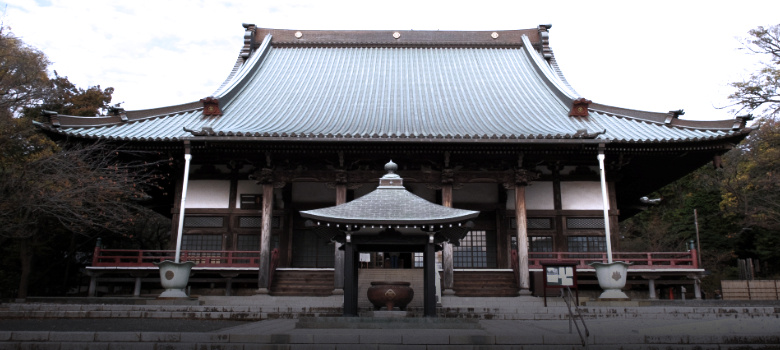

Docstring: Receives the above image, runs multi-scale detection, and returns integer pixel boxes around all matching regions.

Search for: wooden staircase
[453,271,519,297]
[269,270,334,296]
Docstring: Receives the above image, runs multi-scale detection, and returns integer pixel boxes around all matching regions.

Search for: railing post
[690,249,698,269]
[647,253,653,266]
[92,238,102,266]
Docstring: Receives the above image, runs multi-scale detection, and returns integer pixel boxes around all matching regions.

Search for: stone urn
[367,281,414,311]
[153,260,197,299]
[589,261,632,300]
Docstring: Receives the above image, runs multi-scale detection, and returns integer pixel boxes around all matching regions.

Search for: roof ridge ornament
[574,128,607,139]
[200,97,222,116]
[569,98,592,117]
[665,109,685,124]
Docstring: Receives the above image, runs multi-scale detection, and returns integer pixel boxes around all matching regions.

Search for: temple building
[38,24,751,301]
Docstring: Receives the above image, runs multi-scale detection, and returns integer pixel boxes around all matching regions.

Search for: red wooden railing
[92,247,261,268]
[92,247,699,270]
[528,250,699,270]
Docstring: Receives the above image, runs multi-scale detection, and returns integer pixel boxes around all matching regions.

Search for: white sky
[3,0,779,121]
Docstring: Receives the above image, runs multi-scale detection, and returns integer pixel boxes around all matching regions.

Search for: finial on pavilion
[380,160,401,186]
[385,160,398,174]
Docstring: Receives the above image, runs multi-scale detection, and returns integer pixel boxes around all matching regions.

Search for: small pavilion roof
[300,161,478,225]
[38,26,751,145]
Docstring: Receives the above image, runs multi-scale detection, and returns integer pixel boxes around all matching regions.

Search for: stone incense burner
[367,281,414,311]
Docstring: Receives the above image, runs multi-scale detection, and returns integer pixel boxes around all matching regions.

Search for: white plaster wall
[406,183,436,203]
[235,180,262,208]
[292,182,335,204]
[560,181,609,210]
[453,183,498,205]
[526,181,555,210]
[505,181,554,210]
[185,180,231,208]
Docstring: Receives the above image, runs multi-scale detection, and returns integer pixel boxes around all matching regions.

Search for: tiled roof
[40,28,750,144]
[300,185,478,225]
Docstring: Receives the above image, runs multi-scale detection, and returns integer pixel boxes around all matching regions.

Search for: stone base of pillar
[518,289,532,296]
[254,288,269,295]
[332,288,344,295]
[442,289,456,296]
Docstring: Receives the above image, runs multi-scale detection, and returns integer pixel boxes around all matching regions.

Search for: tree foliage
[0,25,169,298]
[728,25,780,116]
[0,26,49,115]
[622,24,780,294]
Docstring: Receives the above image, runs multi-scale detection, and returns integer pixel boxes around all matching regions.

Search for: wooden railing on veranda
[91,247,261,268]
[528,250,699,270]
[91,248,698,270]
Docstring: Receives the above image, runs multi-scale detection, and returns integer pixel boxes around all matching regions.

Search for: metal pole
[693,209,702,268]
[597,153,613,263]
[175,153,193,263]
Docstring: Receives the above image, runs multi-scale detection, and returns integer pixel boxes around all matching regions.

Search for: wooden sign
[540,260,580,307]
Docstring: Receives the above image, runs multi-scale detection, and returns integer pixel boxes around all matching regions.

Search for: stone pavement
[2,296,780,349]
[1,316,780,349]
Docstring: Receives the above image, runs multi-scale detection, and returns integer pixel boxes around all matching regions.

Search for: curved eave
[299,212,480,225]
[300,188,479,225]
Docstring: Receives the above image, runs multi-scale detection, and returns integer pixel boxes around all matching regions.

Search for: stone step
[0,331,778,347]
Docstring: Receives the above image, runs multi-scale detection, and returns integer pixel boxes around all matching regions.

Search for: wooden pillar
[169,176,185,250]
[515,185,531,294]
[256,183,274,294]
[424,237,437,317]
[441,184,455,295]
[343,240,357,316]
[333,184,347,294]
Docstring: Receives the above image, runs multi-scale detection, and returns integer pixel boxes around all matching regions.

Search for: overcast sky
[3,0,779,121]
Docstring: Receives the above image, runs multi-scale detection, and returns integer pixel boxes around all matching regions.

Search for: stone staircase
[269,270,334,296]
[453,271,519,297]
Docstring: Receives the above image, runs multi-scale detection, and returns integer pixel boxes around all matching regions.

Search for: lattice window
[530,236,554,252]
[239,217,263,228]
[236,235,259,250]
[240,194,262,210]
[510,218,552,230]
[413,253,424,268]
[528,218,552,229]
[566,218,605,229]
[291,230,334,268]
[272,216,282,229]
[453,230,497,268]
[183,216,223,228]
[182,234,222,250]
[237,216,282,229]
[567,236,606,253]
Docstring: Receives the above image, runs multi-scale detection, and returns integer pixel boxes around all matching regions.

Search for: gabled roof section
[39,26,751,144]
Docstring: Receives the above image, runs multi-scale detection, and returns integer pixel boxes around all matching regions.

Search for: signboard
[539,260,580,307]
[545,266,575,286]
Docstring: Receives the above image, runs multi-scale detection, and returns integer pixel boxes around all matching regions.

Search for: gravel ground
[0,319,252,332]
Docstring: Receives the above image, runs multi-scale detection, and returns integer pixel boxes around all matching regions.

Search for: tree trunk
[62,231,78,292]
[18,237,34,299]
